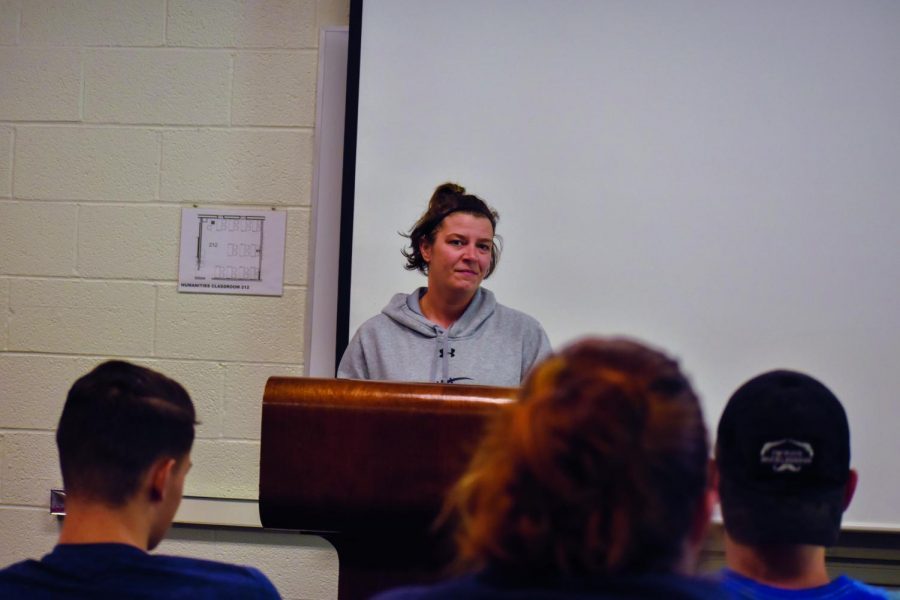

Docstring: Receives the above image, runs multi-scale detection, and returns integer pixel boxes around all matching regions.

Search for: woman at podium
[337,182,551,386]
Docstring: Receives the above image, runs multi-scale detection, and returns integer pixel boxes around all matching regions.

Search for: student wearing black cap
[715,369,889,599]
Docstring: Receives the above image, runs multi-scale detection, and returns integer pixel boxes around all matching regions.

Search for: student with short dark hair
[0,360,280,599]
[715,369,889,599]
[375,337,725,599]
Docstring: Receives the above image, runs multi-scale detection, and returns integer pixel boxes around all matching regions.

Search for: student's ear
[709,458,720,498]
[842,468,858,511]
[148,457,177,502]
[420,239,432,263]
[687,460,718,551]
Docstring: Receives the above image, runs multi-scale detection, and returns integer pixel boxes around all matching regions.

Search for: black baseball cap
[716,369,851,546]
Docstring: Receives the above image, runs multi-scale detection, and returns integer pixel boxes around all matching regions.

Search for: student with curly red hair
[375,337,723,599]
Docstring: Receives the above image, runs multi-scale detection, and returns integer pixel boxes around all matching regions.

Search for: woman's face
[420,212,494,299]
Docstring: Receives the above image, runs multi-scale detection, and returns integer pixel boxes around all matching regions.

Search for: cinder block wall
[0,1,348,598]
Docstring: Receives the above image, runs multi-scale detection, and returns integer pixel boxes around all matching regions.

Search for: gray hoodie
[337,287,551,386]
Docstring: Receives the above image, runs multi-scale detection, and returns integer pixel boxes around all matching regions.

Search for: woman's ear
[420,240,432,263]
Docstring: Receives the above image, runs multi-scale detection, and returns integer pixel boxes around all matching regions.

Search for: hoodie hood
[381,287,497,339]
[338,287,550,386]
[380,287,498,383]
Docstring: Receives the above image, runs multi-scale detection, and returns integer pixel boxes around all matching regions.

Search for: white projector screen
[339,0,900,530]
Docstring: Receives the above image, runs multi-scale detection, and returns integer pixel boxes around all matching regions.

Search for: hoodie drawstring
[430,327,450,383]
[441,334,450,383]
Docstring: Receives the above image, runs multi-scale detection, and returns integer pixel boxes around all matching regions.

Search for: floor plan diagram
[195,214,264,281]
[178,208,286,296]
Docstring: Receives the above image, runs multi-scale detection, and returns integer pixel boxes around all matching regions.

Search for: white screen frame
[338,0,900,530]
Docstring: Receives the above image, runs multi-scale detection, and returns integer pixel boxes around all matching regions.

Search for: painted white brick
[159,527,338,600]
[20,0,164,47]
[138,359,225,440]
[160,525,217,549]
[1,431,60,506]
[155,284,304,363]
[15,127,160,201]
[284,208,310,286]
[161,525,246,556]
[0,49,81,121]
[160,129,312,205]
[0,0,17,47]
[84,49,231,125]
[0,507,60,567]
[152,528,219,570]
[1,357,226,441]
[188,439,259,499]
[78,204,180,280]
[222,362,303,440]
[0,355,98,430]
[0,277,9,349]
[214,530,338,600]
[318,0,350,30]
[8,279,156,355]
[0,202,77,276]
[0,126,11,197]
[167,0,316,49]
[232,51,317,127]
[0,354,221,437]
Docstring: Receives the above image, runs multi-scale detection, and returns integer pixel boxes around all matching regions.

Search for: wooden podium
[259,377,515,599]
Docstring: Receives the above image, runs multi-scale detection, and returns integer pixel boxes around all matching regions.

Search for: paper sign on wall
[178,208,286,296]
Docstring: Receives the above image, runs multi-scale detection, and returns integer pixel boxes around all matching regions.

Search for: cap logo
[759,439,814,472]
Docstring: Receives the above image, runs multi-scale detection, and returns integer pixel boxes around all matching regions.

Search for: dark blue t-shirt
[0,543,280,599]
[373,569,727,600]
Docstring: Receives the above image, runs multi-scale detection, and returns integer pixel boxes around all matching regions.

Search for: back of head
[57,360,196,506]
[716,369,851,547]
[448,337,709,577]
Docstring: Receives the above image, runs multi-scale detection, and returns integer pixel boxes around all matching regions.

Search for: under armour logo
[438,348,456,358]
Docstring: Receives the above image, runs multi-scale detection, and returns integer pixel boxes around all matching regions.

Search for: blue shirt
[721,568,890,599]
[374,568,728,599]
[0,542,280,599]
